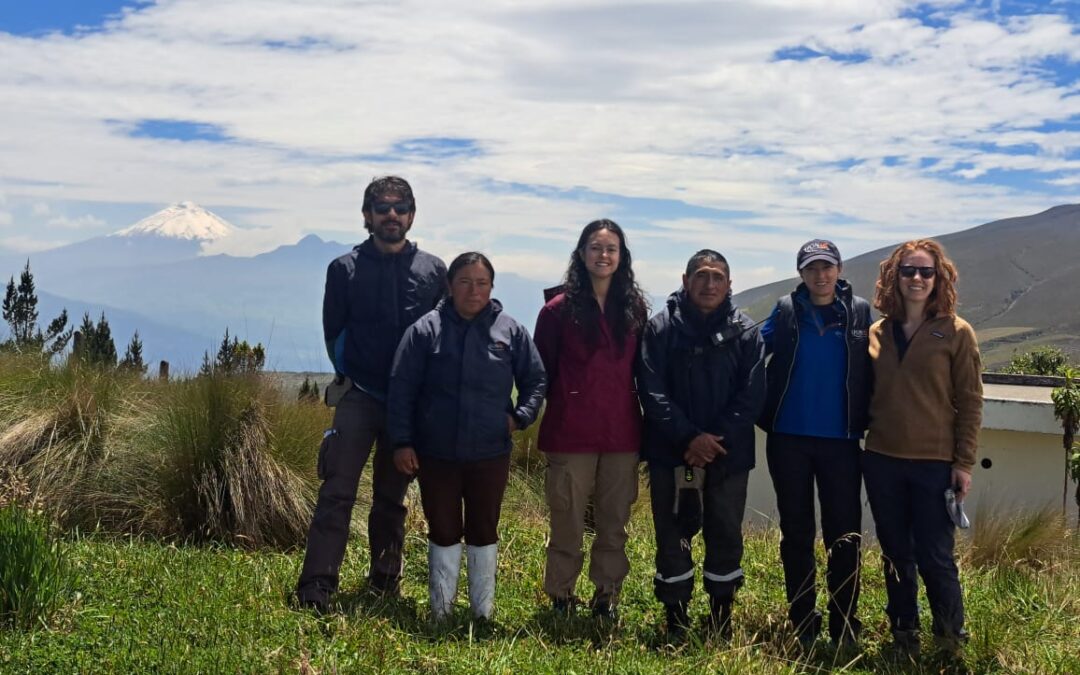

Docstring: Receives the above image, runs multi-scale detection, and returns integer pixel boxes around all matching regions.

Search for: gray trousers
[296,389,413,594]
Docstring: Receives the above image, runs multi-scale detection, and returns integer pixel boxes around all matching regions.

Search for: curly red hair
[873,239,958,321]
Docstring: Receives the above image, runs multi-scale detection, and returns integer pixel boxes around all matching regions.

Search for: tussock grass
[0,503,74,630]
[966,502,1075,569]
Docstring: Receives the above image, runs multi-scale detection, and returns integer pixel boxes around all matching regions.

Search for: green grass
[0,504,74,631]
[0,481,1077,674]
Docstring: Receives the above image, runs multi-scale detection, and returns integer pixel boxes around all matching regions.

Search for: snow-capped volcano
[113,201,236,241]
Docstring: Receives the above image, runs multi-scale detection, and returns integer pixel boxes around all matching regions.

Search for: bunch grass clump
[0,503,74,630]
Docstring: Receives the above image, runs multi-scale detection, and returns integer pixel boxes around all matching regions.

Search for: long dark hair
[561,219,648,351]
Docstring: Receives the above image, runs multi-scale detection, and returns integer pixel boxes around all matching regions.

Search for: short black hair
[685,249,729,276]
[362,176,416,212]
[447,252,495,284]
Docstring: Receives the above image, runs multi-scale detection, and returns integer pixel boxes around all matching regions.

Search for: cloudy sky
[1,0,1078,295]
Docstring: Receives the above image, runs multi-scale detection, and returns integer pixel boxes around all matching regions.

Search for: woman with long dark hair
[533,219,649,619]
[863,239,982,659]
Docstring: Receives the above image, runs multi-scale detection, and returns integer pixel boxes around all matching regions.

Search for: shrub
[1001,346,1070,376]
[94,373,325,548]
[0,503,73,629]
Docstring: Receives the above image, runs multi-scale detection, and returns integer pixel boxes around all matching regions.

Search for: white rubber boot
[467,543,498,620]
[428,541,462,622]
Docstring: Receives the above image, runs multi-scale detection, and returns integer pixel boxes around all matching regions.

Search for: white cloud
[0,211,12,227]
[46,214,107,229]
[0,0,1077,287]
[31,202,50,216]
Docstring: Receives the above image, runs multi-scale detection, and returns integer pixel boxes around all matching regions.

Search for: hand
[684,433,726,468]
[394,446,420,476]
[952,467,972,501]
[507,413,519,435]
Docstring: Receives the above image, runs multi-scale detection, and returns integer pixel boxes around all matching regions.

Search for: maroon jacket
[533,293,642,454]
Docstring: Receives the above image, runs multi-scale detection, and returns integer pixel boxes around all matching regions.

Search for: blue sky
[1,0,1079,294]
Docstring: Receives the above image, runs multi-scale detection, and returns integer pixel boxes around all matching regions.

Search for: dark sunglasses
[371,200,413,215]
[898,265,936,279]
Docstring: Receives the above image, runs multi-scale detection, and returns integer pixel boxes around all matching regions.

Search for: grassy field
[1,470,1079,673]
[0,360,1078,673]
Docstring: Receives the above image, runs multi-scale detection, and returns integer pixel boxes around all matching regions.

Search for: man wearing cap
[295,176,447,613]
[757,239,873,648]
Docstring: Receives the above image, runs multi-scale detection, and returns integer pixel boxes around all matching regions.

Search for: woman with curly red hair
[863,239,982,659]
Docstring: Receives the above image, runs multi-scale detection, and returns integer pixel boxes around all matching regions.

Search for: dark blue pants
[766,433,862,641]
[862,450,964,637]
[648,462,748,608]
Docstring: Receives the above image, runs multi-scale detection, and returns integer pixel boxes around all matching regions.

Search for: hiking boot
[294,586,330,616]
[707,597,733,640]
[551,595,578,617]
[590,595,618,622]
[891,628,922,660]
[665,603,691,642]
[933,630,969,658]
[368,571,401,597]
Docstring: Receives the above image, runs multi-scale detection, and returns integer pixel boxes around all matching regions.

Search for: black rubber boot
[708,597,733,640]
[665,603,691,642]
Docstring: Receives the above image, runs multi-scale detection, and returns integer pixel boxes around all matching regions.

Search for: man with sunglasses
[296,176,447,613]
[757,239,872,649]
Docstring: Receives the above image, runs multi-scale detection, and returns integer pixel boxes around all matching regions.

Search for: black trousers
[297,389,413,594]
[649,462,748,608]
[418,454,511,547]
[766,433,862,641]
[862,450,964,637]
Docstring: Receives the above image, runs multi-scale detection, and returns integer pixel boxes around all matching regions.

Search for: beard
[373,220,409,244]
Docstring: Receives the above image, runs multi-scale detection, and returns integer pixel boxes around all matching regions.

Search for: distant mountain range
[2,202,1075,371]
[0,203,558,372]
[733,204,1080,368]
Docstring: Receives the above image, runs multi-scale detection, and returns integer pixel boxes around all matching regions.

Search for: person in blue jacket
[757,239,873,648]
[637,249,766,640]
[388,252,547,622]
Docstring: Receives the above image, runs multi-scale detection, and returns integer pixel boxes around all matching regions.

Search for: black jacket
[387,299,547,462]
[757,280,873,436]
[637,290,766,471]
[323,238,447,399]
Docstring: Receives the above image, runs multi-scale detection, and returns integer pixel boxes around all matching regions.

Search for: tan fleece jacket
[865,315,983,471]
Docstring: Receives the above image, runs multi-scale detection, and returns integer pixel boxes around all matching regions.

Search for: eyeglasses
[371,200,413,215]
[898,265,936,279]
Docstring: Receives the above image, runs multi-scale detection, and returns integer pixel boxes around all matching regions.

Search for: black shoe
[551,596,578,617]
[294,587,330,615]
[665,603,691,642]
[591,596,618,622]
[367,572,400,597]
[707,597,733,640]
[891,628,921,660]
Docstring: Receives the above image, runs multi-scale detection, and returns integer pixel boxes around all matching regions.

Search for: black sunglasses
[898,265,936,279]
[371,200,413,215]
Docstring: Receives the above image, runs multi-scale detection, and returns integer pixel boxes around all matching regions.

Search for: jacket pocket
[317,428,338,480]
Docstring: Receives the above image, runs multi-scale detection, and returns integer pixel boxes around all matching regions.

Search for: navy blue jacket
[637,290,766,471]
[323,238,447,400]
[387,299,547,462]
[757,280,873,436]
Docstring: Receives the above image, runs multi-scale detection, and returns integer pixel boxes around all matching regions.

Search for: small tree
[75,312,117,368]
[201,328,266,377]
[298,376,320,402]
[1051,368,1080,520]
[1,261,72,356]
[119,331,147,374]
[1002,346,1069,376]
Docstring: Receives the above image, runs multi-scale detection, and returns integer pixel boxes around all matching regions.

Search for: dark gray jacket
[323,238,446,399]
[388,299,547,462]
[637,290,766,471]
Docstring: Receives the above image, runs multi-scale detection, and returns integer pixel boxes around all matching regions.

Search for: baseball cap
[797,239,842,270]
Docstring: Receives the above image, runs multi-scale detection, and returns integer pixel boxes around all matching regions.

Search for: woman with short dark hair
[863,239,982,659]
[388,252,546,623]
